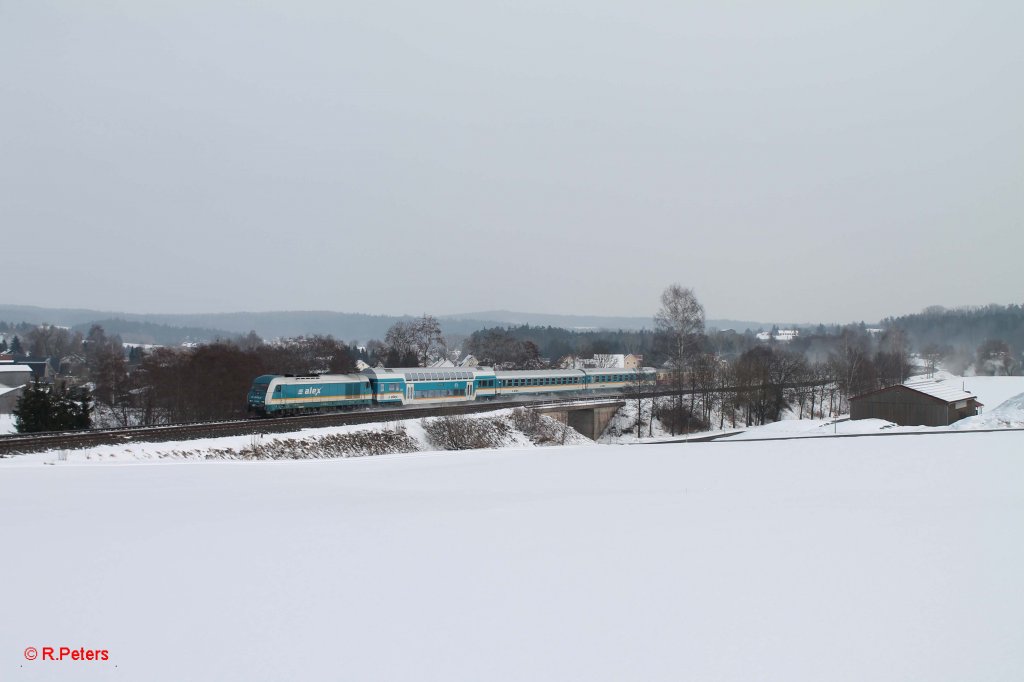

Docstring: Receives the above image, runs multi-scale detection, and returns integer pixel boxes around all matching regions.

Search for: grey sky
[2,1,1021,323]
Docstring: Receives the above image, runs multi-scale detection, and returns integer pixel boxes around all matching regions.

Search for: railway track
[0,380,835,456]
[0,394,629,456]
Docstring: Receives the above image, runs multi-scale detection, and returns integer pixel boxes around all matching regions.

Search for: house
[0,364,34,389]
[0,384,24,415]
[2,356,57,382]
[562,354,644,370]
[849,378,982,427]
[756,329,800,342]
[0,364,33,415]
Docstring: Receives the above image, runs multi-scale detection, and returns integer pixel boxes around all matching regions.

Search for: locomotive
[247,366,656,416]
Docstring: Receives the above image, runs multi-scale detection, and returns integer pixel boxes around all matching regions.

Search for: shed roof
[851,378,980,405]
[902,378,977,403]
[0,364,32,373]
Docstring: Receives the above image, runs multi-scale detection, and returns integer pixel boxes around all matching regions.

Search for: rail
[0,394,628,456]
[0,380,835,456]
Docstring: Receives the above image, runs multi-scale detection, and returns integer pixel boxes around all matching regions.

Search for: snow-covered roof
[0,364,32,373]
[902,378,977,404]
[0,384,23,397]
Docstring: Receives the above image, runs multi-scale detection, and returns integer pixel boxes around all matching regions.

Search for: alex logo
[298,387,322,396]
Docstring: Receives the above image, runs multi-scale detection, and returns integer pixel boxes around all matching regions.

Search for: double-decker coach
[363,367,486,406]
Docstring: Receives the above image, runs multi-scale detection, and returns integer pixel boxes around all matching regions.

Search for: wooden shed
[849,379,982,427]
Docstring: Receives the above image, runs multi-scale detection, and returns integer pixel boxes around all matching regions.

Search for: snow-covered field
[2,431,1023,681]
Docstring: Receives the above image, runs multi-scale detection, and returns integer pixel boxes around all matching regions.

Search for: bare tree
[384,321,417,365]
[384,315,445,367]
[624,368,655,438]
[654,285,705,435]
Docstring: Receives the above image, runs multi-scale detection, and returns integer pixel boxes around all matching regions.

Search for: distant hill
[0,304,780,344]
[445,310,773,333]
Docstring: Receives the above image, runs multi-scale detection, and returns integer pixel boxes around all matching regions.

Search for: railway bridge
[533,401,625,440]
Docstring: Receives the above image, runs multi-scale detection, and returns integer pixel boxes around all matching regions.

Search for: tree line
[9,297,1019,434]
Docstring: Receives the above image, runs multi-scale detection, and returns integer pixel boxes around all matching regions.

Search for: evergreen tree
[13,381,92,433]
[10,335,23,355]
[0,338,7,353]
[13,381,53,433]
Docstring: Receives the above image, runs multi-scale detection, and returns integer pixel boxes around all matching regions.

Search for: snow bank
[598,397,670,442]
[722,417,905,440]
[2,432,1023,681]
[1,408,590,464]
[951,391,1024,430]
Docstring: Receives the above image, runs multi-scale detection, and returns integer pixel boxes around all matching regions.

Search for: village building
[0,364,34,415]
[563,354,644,370]
[849,378,982,427]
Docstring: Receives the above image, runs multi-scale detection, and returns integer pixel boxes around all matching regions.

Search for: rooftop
[902,378,978,403]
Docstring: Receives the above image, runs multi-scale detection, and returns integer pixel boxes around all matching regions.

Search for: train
[247,366,657,416]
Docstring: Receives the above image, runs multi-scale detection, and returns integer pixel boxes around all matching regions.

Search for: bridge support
[535,402,625,441]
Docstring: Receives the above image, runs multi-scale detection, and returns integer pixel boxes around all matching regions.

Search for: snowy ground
[2,432,1022,681]
[1,408,590,464]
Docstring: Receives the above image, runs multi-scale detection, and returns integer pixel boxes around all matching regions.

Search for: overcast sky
[2,1,1021,323]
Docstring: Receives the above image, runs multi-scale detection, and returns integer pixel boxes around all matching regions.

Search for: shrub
[509,408,575,445]
[422,416,510,450]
